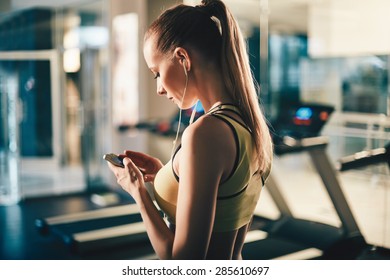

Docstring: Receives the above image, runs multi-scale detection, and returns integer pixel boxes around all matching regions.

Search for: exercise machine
[243,139,390,260]
[243,136,366,259]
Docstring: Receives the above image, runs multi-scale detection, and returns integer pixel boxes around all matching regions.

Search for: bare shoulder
[181,114,235,151]
[180,114,237,185]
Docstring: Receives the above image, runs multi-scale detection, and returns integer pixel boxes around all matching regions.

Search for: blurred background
[0,0,389,260]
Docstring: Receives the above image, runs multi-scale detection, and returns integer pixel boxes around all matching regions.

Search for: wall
[0,0,11,12]
[309,0,390,57]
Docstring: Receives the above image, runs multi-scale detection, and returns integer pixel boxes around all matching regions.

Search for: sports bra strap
[206,103,241,116]
[208,104,252,133]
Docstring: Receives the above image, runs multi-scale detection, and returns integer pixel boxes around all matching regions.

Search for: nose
[157,80,166,96]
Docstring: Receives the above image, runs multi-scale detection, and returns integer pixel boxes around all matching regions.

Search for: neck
[193,70,234,113]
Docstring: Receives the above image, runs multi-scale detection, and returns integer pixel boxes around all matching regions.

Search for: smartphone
[103,153,124,168]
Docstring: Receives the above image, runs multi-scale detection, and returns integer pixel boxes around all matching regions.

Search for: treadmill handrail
[337,143,390,171]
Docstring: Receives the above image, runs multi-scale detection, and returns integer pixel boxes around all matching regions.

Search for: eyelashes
[153,73,160,79]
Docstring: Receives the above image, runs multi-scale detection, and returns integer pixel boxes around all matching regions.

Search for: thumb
[122,157,142,177]
[122,157,131,166]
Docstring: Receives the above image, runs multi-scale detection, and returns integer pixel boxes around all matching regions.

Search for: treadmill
[243,103,385,260]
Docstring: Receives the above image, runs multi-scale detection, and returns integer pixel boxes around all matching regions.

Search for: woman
[108,0,273,259]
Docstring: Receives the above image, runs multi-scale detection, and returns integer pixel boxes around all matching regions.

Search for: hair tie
[195,3,222,36]
[210,16,222,35]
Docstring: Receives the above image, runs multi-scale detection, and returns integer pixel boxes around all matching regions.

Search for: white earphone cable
[171,67,189,159]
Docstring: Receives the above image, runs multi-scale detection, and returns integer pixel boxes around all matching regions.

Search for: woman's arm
[109,156,175,259]
[172,116,236,259]
[124,162,175,259]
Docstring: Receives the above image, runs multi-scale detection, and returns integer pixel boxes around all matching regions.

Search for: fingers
[106,162,126,184]
[124,150,145,160]
[143,174,155,182]
[111,151,160,183]
[123,157,142,182]
[124,150,159,173]
[130,170,137,181]
[124,150,147,167]
[107,161,118,173]
[106,158,135,179]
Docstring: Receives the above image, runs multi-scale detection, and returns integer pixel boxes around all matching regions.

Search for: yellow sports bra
[153,104,266,232]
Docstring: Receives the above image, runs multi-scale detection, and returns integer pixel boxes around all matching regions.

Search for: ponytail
[198,0,273,176]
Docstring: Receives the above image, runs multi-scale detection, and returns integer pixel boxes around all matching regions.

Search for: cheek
[163,66,183,93]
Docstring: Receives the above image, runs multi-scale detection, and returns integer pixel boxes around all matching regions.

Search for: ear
[173,47,191,73]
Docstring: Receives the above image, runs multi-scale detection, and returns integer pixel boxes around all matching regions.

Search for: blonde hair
[145,0,273,175]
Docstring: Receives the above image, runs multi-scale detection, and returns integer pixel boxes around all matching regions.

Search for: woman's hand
[107,157,144,198]
[121,150,163,183]
[108,153,174,259]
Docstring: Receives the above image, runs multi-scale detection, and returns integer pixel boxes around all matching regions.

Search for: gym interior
[1,0,389,260]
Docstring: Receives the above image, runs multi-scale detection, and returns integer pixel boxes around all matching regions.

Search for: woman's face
[143,37,195,109]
